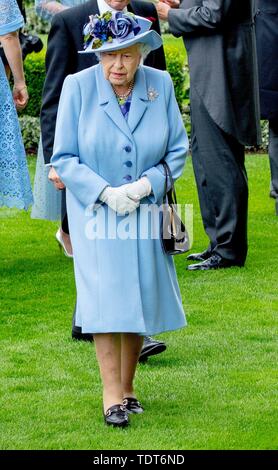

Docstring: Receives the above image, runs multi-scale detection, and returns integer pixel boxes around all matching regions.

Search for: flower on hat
[110,12,140,42]
[83,11,141,50]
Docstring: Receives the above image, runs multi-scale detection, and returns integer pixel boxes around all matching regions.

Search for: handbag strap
[163,162,169,203]
[162,162,177,205]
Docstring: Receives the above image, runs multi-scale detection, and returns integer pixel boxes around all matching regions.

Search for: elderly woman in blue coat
[50,11,188,428]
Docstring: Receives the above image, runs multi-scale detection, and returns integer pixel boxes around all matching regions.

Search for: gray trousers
[269,120,278,195]
[190,88,248,264]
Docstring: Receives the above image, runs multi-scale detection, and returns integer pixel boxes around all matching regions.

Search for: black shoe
[187,248,212,262]
[139,336,166,362]
[104,404,129,428]
[187,253,244,271]
[72,330,94,342]
[123,397,144,415]
[270,189,278,199]
[123,397,144,414]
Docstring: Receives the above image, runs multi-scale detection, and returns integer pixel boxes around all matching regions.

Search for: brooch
[147,86,159,102]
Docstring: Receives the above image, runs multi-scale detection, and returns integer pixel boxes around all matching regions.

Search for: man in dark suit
[255,0,278,216]
[41,0,167,360]
[157,0,261,270]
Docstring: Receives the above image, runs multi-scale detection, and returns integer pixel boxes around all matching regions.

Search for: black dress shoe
[104,404,129,428]
[123,397,144,414]
[187,253,244,271]
[72,330,94,342]
[139,336,166,362]
[187,248,212,262]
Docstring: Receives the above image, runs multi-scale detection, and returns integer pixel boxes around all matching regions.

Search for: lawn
[0,154,277,450]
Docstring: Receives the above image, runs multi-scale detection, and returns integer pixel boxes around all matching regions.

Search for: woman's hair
[96,43,152,63]
[138,43,152,61]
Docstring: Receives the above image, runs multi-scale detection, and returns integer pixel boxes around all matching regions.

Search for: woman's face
[101,45,141,88]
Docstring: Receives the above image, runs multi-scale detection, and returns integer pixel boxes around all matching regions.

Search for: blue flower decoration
[83,11,141,50]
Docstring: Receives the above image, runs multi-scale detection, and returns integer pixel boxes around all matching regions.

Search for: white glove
[99,185,140,215]
[126,177,152,202]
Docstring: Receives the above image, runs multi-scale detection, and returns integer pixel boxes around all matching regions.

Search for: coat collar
[128,66,149,134]
[96,64,149,140]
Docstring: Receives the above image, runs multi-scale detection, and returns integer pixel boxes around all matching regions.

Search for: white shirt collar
[97,0,128,14]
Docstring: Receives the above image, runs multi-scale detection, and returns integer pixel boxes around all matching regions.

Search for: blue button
[123,175,132,181]
[125,161,132,167]
[124,145,132,153]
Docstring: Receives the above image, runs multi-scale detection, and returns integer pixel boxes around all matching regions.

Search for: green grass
[0,155,277,450]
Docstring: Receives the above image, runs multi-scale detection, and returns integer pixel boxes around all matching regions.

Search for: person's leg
[269,119,278,197]
[121,333,144,399]
[94,333,123,413]
[190,91,217,253]
[72,306,165,361]
[190,90,248,265]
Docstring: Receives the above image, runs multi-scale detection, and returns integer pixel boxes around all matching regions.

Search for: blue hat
[79,11,162,54]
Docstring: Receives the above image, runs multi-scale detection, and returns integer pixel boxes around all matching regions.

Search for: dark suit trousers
[269,119,278,195]
[190,87,248,264]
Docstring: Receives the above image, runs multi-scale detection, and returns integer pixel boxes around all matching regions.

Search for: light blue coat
[51,64,188,334]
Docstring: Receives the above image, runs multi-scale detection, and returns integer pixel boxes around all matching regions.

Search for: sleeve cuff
[141,165,165,204]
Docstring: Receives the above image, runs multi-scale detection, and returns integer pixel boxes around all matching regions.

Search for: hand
[156,1,171,21]
[161,0,180,8]
[126,177,152,202]
[43,1,67,15]
[48,167,66,190]
[13,83,28,111]
[99,185,140,216]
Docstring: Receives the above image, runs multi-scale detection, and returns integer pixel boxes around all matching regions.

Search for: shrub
[22,50,46,117]
[21,47,268,152]
[164,44,187,110]
[22,44,189,118]
[19,115,40,153]
[164,44,191,137]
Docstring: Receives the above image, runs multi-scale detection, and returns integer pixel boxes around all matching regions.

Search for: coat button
[123,175,132,181]
[124,161,133,167]
[124,145,132,152]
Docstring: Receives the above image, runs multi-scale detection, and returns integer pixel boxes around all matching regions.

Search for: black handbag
[160,162,190,255]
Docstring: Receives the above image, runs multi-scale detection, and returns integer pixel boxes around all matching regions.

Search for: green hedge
[164,44,191,137]
[22,50,46,117]
[19,115,40,153]
[22,46,188,117]
[164,44,187,110]
[20,47,268,152]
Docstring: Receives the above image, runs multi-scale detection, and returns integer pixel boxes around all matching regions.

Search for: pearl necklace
[112,80,134,105]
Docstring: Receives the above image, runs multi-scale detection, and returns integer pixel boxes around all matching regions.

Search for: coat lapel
[127,66,149,134]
